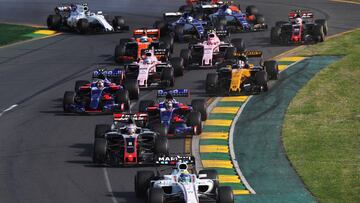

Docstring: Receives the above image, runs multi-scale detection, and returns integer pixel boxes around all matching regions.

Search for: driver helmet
[295,17,302,25]
[186,16,194,23]
[178,173,192,183]
[96,80,105,89]
[140,36,148,43]
[126,123,137,135]
[165,100,173,110]
[144,58,152,64]
[97,69,106,80]
[225,8,232,15]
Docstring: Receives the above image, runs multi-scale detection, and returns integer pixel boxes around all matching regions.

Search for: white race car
[47,3,129,34]
[125,49,184,89]
[135,159,234,203]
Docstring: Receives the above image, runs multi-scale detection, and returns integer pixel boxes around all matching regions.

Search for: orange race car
[114,28,174,64]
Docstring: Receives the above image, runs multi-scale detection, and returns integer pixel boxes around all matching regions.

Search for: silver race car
[47,3,129,34]
[135,158,234,203]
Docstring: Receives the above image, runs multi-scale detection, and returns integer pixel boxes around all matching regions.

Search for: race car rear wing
[163,12,183,23]
[234,50,263,58]
[133,28,160,40]
[92,69,125,79]
[288,10,314,20]
[156,155,195,165]
[113,113,148,122]
[157,89,190,98]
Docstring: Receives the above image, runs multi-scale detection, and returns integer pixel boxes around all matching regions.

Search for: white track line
[103,168,119,203]
[0,104,18,117]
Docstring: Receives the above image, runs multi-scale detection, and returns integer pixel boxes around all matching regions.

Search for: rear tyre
[74,80,90,93]
[230,38,245,52]
[270,26,281,44]
[246,5,258,15]
[95,124,111,139]
[170,57,184,77]
[161,67,175,87]
[314,24,325,42]
[205,73,218,94]
[77,18,90,34]
[191,99,207,121]
[315,19,328,35]
[187,111,202,135]
[63,91,75,112]
[115,89,130,111]
[135,171,155,197]
[180,49,191,68]
[275,21,287,27]
[152,123,168,137]
[155,136,169,155]
[264,60,279,80]
[175,24,184,41]
[92,138,107,164]
[255,71,268,92]
[225,47,237,60]
[255,14,265,24]
[47,14,62,30]
[124,79,139,100]
[217,186,234,203]
[114,43,126,63]
[139,100,155,112]
[112,16,125,29]
[148,188,164,203]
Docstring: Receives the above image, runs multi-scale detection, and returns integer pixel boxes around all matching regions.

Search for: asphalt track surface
[0,0,359,203]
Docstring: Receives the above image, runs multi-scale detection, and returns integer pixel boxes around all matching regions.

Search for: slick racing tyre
[63,91,75,112]
[114,43,126,63]
[314,24,325,42]
[161,67,175,87]
[225,47,236,60]
[264,60,279,80]
[115,89,130,111]
[74,80,89,93]
[135,171,155,197]
[152,123,168,137]
[95,124,111,139]
[47,14,62,30]
[149,188,165,203]
[187,111,202,135]
[255,14,265,25]
[199,169,219,193]
[315,19,328,35]
[77,18,90,34]
[180,49,191,68]
[217,186,234,203]
[205,73,218,94]
[170,57,184,77]
[231,38,246,52]
[92,138,107,164]
[255,70,268,92]
[246,5,258,16]
[174,24,184,41]
[112,16,125,29]
[155,136,169,155]
[191,99,207,121]
[124,79,139,100]
[270,26,281,44]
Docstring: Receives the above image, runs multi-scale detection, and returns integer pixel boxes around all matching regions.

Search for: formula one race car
[47,3,129,34]
[208,4,267,32]
[138,89,208,136]
[135,158,234,203]
[92,113,169,166]
[63,72,139,113]
[154,12,211,42]
[178,0,222,20]
[115,28,174,64]
[180,30,246,68]
[205,50,279,95]
[270,10,328,45]
[125,49,184,89]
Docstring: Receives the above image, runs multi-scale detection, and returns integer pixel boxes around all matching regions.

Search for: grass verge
[283,29,360,203]
[0,23,38,46]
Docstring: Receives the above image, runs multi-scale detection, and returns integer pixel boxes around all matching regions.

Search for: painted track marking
[0,104,18,117]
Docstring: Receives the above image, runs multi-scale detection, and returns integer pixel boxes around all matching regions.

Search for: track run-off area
[0,0,360,203]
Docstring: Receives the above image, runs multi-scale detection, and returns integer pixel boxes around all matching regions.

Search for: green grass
[0,23,37,46]
[283,29,360,203]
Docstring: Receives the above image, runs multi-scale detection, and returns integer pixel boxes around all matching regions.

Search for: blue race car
[63,69,139,113]
[208,4,267,32]
[138,89,208,136]
[154,12,211,42]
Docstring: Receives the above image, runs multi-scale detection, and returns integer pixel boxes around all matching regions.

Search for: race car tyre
[74,80,90,93]
[124,79,139,100]
[135,171,155,197]
[275,21,288,27]
[205,73,218,94]
[139,100,155,113]
[187,111,202,135]
[315,19,328,35]
[255,71,268,92]
[47,14,62,30]
[191,99,207,121]
[115,89,130,111]
[314,24,325,42]
[255,14,265,25]
[270,26,281,44]
[95,124,111,139]
[175,24,184,41]
[178,5,192,12]
[119,38,131,45]
[170,57,184,77]
[112,16,125,29]
[152,123,168,137]
[230,38,245,52]
[154,20,169,36]
[217,186,234,203]
[199,169,219,192]
[149,188,164,203]
[93,138,107,164]
[216,16,227,28]
[161,67,175,87]
[155,136,169,155]
[63,91,75,112]
[194,11,204,20]
[180,49,191,68]
[114,43,126,63]
[161,34,174,53]
[77,18,90,34]
[225,47,237,60]
[264,60,279,80]
[246,5,258,16]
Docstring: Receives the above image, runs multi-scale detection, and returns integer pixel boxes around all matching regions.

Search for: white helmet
[225,8,232,15]
[96,80,104,89]
[144,58,152,64]
[187,16,194,22]
[295,17,302,25]
[126,123,137,135]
